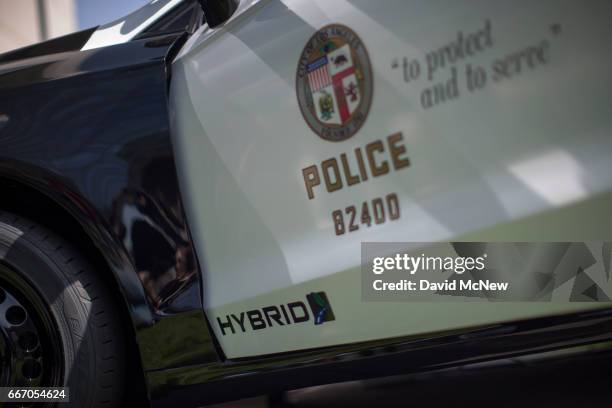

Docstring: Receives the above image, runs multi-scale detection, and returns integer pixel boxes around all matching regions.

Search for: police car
[1,0,612,406]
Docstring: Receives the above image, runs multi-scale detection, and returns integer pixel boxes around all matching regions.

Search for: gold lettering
[387,132,410,170]
[322,158,343,192]
[366,140,389,177]
[302,165,320,200]
[301,132,411,200]
[340,153,360,186]
[355,147,368,182]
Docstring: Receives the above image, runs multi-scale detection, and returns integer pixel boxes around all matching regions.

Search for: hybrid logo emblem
[296,24,373,142]
[306,291,335,325]
[216,292,335,336]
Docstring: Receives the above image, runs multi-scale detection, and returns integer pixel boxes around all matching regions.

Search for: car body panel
[148,305,612,407]
[1,1,612,406]
[0,30,217,373]
[169,0,612,358]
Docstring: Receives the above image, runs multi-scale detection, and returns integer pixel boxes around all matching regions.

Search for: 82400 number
[332,193,400,236]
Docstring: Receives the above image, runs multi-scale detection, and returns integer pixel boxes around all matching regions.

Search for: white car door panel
[170,0,612,358]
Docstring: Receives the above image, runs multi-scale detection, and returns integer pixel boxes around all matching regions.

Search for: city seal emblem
[296,24,373,142]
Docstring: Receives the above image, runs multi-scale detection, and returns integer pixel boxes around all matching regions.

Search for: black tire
[0,212,125,407]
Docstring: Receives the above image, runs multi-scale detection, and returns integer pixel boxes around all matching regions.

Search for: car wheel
[0,212,125,407]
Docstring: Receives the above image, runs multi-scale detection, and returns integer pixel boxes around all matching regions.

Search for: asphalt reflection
[209,351,612,407]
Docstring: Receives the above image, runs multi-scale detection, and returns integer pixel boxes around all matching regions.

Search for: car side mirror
[196,0,239,28]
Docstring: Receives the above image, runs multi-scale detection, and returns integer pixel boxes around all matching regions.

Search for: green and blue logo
[306,291,335,325]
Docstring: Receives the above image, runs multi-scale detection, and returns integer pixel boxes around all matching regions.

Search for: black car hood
[0,27,97,66]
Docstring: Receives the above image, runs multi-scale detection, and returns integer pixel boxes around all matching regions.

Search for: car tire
[0,211,125,407]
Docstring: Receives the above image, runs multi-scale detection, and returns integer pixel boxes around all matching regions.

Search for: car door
[169,0,612,359]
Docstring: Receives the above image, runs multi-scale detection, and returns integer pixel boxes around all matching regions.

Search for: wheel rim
[0,263,63,389]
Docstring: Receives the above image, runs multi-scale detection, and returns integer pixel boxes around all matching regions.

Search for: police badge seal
[296,24,373,142]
